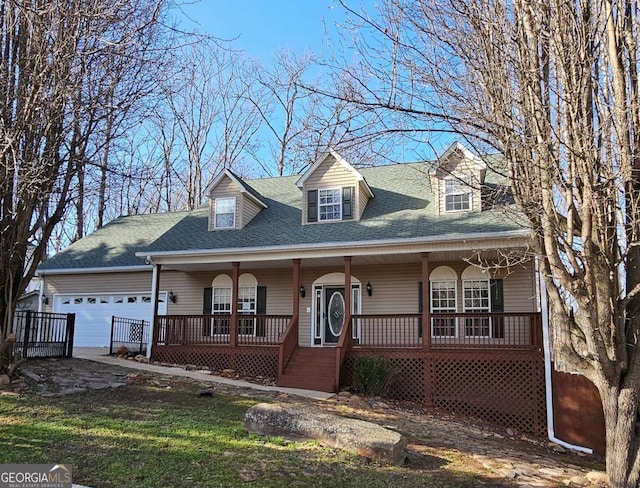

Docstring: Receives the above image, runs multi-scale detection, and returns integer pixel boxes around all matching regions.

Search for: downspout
[538,258,592,454]
[147,257,158,359]
[37,274,45,313]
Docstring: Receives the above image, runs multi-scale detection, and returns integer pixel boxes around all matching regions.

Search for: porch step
[278,347,337,393]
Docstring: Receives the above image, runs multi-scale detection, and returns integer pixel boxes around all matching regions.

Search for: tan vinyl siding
[241,194,262,226]
[208,176,240,230]
[502,261,537,313]
[43,271,152,314]
[357,180,370,218]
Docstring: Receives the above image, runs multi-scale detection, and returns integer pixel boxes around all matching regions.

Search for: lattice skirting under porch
[342,349,547,437]
[153,345,278,378]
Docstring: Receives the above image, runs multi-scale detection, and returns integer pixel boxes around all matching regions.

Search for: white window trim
[430,280,458,338]
[214,197,236,229]
[462,279,491,338]
[318,188,342,221]
[444,177,472,213]
[237,285,257,336]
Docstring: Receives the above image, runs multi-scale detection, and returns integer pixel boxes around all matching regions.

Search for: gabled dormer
[296,149,374,224]
[204,169,267,231]
[429,142,486,215]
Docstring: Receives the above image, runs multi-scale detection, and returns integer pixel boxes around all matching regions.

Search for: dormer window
[319,189,341,221]
[214,197,236,229]
[307,187,354,223]
[444,177,472,212]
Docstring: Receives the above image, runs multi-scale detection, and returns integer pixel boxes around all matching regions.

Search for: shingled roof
[38,161,526,272]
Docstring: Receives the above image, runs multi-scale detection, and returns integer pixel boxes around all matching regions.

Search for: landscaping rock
[243,402,407,465]
[134,354,148,363]
[196,388,214,397]
[585,471,608,485]
[0,374,10,386]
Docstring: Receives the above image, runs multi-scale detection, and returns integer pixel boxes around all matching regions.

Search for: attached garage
[54,291,168,347]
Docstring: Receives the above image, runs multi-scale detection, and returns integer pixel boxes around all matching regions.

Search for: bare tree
[328,0,640,485]
[0,0,174,372]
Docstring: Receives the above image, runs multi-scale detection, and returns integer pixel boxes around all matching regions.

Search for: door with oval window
[324,287,345,344]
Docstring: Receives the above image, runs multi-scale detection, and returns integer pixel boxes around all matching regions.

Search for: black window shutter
[307,190,318,222]
[203,287,213,336]
[490,279,504,312]
[342,186,354,220]
[203,287,213,314]
[490,279,504,338]
[256,286,267,337]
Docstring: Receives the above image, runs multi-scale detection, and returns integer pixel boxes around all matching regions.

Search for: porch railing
[278,316,299,376]
[351,312,542,349]
[156,314,291,347]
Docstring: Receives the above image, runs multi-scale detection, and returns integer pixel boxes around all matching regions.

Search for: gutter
[37,265,152,276]
[136,229,530,261]
[538,259,592,454]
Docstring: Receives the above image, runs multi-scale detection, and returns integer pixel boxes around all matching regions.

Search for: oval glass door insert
[328,291,345,336]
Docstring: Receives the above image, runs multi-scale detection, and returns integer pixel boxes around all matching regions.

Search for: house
[38,142,549,437]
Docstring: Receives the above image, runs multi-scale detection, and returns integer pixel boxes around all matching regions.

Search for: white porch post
[147,261,161,359]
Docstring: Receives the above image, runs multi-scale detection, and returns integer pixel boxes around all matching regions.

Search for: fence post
[139,320,145,354]
[66,313,75,358]
[109,316,115,355]
[23,311,31,359]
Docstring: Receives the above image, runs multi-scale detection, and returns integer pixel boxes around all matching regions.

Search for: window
[127,296,138,303]
[210,287,232,335]
[87,297,96,304]
[238,286,257,335]
[444,177,471,212]
[463,280,490,336]
[430,281,457,337]
[214,197,236,229]
[318,189,341,221]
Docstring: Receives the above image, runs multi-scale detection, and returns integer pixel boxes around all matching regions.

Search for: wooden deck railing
[351,312,542,349]
[278,316,299,376]
[156,314,291,347]
[335,312,352,391]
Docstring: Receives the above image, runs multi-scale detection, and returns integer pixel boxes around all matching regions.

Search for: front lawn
[0,381,509,487]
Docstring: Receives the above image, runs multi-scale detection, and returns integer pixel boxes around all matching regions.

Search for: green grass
[0,382,510,487]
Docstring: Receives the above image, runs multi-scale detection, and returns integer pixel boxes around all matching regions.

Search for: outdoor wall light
[366,281,373,297]
[41,295,49,305]
[168,290,177,303]
[299,284,306,298]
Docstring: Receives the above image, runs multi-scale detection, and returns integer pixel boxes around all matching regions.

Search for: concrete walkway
[72,347,333,401]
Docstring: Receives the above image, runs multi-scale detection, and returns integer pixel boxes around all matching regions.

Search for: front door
[324,287,345,344]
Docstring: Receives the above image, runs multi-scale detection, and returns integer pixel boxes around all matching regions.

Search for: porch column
[344,256,352,318]
[292,259,301,320]
[148,262,161,359]
[421,253,431,349]
[230,261,240,347]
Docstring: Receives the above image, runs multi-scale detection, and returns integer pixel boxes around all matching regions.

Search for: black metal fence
[12,311,75,359]
[110,316,150,355]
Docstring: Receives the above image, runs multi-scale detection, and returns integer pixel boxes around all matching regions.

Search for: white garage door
[53,292,168,347]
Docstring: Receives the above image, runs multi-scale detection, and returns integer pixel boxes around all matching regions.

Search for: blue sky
[180,0,355,61]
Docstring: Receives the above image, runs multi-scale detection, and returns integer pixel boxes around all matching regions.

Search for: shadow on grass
[0,383,515,488]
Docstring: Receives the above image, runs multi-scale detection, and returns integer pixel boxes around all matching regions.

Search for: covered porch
[147,246,543,389]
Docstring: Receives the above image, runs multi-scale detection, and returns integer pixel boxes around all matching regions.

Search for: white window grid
[463,280,490,337]
[215,197,236,228]
[318,189,341,221]
[444,177,471,212]
[430,280,457,337]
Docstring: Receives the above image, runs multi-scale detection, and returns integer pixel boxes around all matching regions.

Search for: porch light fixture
[366,282,372,297]
[41,295,49,305]
[168,290,177,303]
[299,284,305,298]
